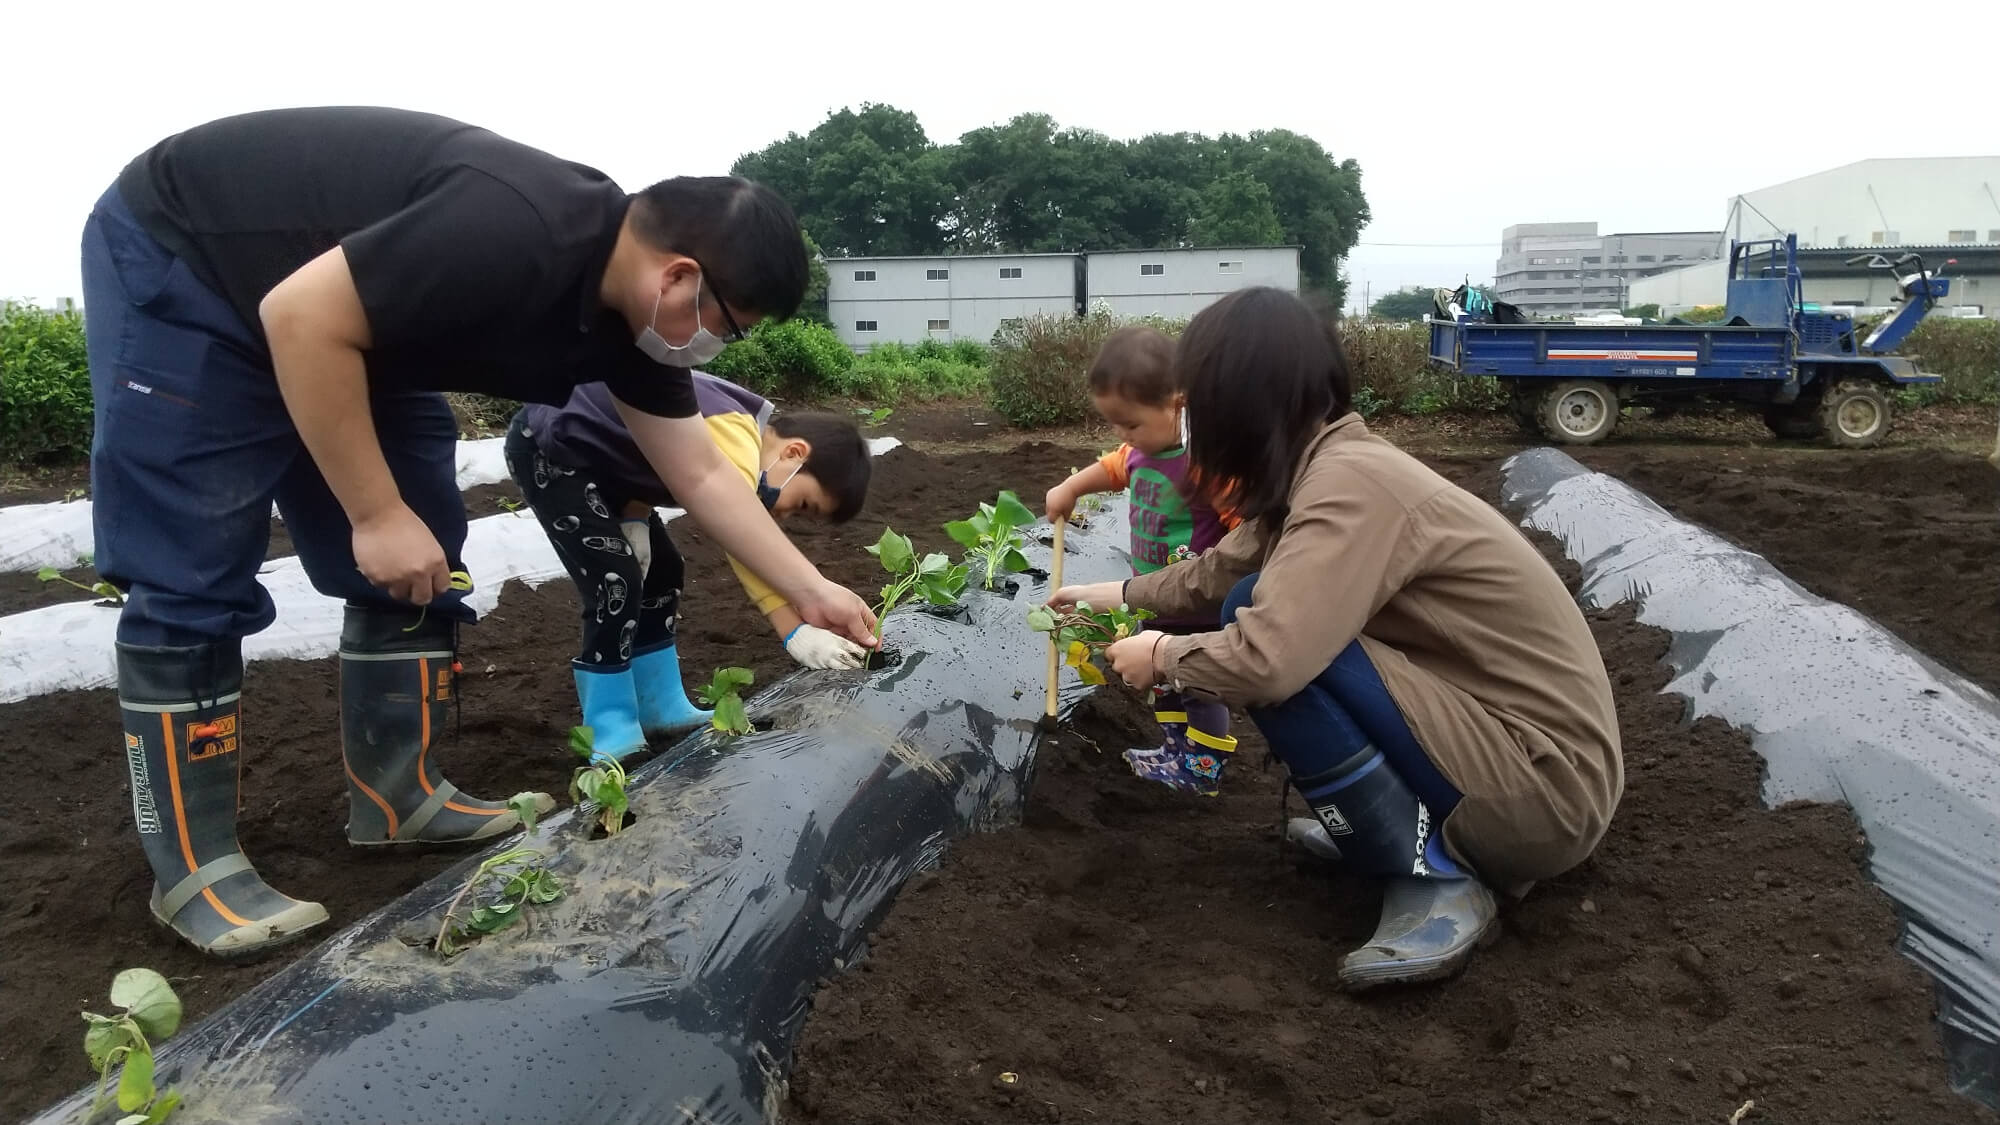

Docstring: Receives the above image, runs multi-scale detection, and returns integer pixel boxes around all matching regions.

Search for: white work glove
[785,623,867,670]
[620,519,652,580]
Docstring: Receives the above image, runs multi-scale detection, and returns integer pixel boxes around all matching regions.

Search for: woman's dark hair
[771,411,871,523]
[1087,325,1178,406]
[1178,287,1353,537]
[630,176,808,321]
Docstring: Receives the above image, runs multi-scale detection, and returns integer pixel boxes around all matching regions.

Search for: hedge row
[984,308,1505,426]
[3,301,1993,467]
[0,302,92,462]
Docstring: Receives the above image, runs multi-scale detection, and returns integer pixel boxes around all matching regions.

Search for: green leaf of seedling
[115,1047,154,1113]
[712,694,751,736]
[568,726,595,760]
[524,872,564,904]
[568,766,604,806]
[37,567,61,583]
[1074,601,1092,614]
[141,1089,181,1124]
[866,528,914,575]
[110,970,180,1041]
[1000,547,1031,574]
[968,510,993,536]
[942,520,982,550]
[992,491,1036,531]
[1025,607,1056,632]
[917,552,950,576]
[507,792,543,835]
[83,1016,124,1071]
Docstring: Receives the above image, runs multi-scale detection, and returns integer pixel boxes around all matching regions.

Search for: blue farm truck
[1426,236,1951,447]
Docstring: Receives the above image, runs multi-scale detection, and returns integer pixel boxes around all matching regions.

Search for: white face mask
[636,270,729,367]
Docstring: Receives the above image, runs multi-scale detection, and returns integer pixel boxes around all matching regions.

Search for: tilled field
[4,404,1993,1124]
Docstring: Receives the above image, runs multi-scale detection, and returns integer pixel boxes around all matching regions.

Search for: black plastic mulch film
[28,504,1135,1125]
[32,451,1999,1121]
[1506,448,1999,1111]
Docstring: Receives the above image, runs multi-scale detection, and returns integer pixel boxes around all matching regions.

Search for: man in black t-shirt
[80,106,878,957]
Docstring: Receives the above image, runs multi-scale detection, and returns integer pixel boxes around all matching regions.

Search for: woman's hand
[1044,580,1126,614]
[1105,632,1167,689]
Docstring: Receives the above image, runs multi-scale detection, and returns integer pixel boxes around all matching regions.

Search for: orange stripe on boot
[160,713,254,928]
[413,657,501,819]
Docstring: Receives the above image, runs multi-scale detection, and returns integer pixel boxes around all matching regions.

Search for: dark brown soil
[3,404,1990,1124]
[1571,445,2000,696]
[0,429,1096,1123]
[783,454,1993,1125]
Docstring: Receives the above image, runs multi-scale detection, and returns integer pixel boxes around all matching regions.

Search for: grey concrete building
[1083,247,1301,322]
[1492,222,1723,316]
[827,246,1300,348]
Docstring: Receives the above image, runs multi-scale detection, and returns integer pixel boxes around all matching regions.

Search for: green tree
[1622,303,1661,320]
[1218,129,1369,305]
[1368,286,1436,322]
[733,106,1371,306]
[1186,171,1285,246]
[731,104,953,257]
[948,114,1134,253]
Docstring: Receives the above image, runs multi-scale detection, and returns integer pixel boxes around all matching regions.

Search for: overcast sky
[4,0,1993,311]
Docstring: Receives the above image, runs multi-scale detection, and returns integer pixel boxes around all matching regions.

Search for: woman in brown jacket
[1048,287,1622,988]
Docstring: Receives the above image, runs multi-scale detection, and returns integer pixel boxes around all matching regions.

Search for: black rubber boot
[117,641,328,956]
[339,604,550,846]
[1290,744,1498,990]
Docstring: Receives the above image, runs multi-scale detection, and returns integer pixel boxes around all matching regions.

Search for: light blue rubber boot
[573,663,648,763]
[630,641,713,739]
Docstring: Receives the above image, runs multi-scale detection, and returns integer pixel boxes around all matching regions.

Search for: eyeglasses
[691,257,748,343]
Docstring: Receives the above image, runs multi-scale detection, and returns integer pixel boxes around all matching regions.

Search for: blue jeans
[80,184,471,646]
[1221,574,1462,820]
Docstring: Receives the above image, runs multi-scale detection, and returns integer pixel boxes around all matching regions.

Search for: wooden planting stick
[1043,519,1066,722]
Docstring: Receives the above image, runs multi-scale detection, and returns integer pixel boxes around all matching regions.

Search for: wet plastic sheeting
[1504,448,2000,1108]
[25,504,1135,1125]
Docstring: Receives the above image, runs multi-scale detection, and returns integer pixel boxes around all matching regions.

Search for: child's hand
[1105,632,1167,689]
[1045,484,1075,522]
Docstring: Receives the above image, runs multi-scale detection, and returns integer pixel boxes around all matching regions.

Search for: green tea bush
[835,348,986,403]
[0,302,93,462]
[706,318,855,399]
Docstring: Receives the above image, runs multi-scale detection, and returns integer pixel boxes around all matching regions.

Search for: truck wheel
[1538,381,1619,445]
[1762,404,1823,441]
[1818,379,1892,448]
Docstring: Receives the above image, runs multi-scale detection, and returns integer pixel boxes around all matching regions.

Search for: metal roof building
[826,246,1301,349]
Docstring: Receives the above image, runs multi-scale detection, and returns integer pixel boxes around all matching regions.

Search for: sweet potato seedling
[865,527,969,643]
[855,406,894,427]
[38,559,123,604]
[696,667,756,735]
[567,726,631,837]
[1026,601,1155,686]
[81,968,182,1124]
[433,846,564,956]
[944,491,1035,589]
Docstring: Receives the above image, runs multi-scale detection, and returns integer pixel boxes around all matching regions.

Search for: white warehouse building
[827,245,1301,349]
[1628,156,2000,318]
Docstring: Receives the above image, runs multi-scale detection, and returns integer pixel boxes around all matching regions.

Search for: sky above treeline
[4,0,1992,310]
